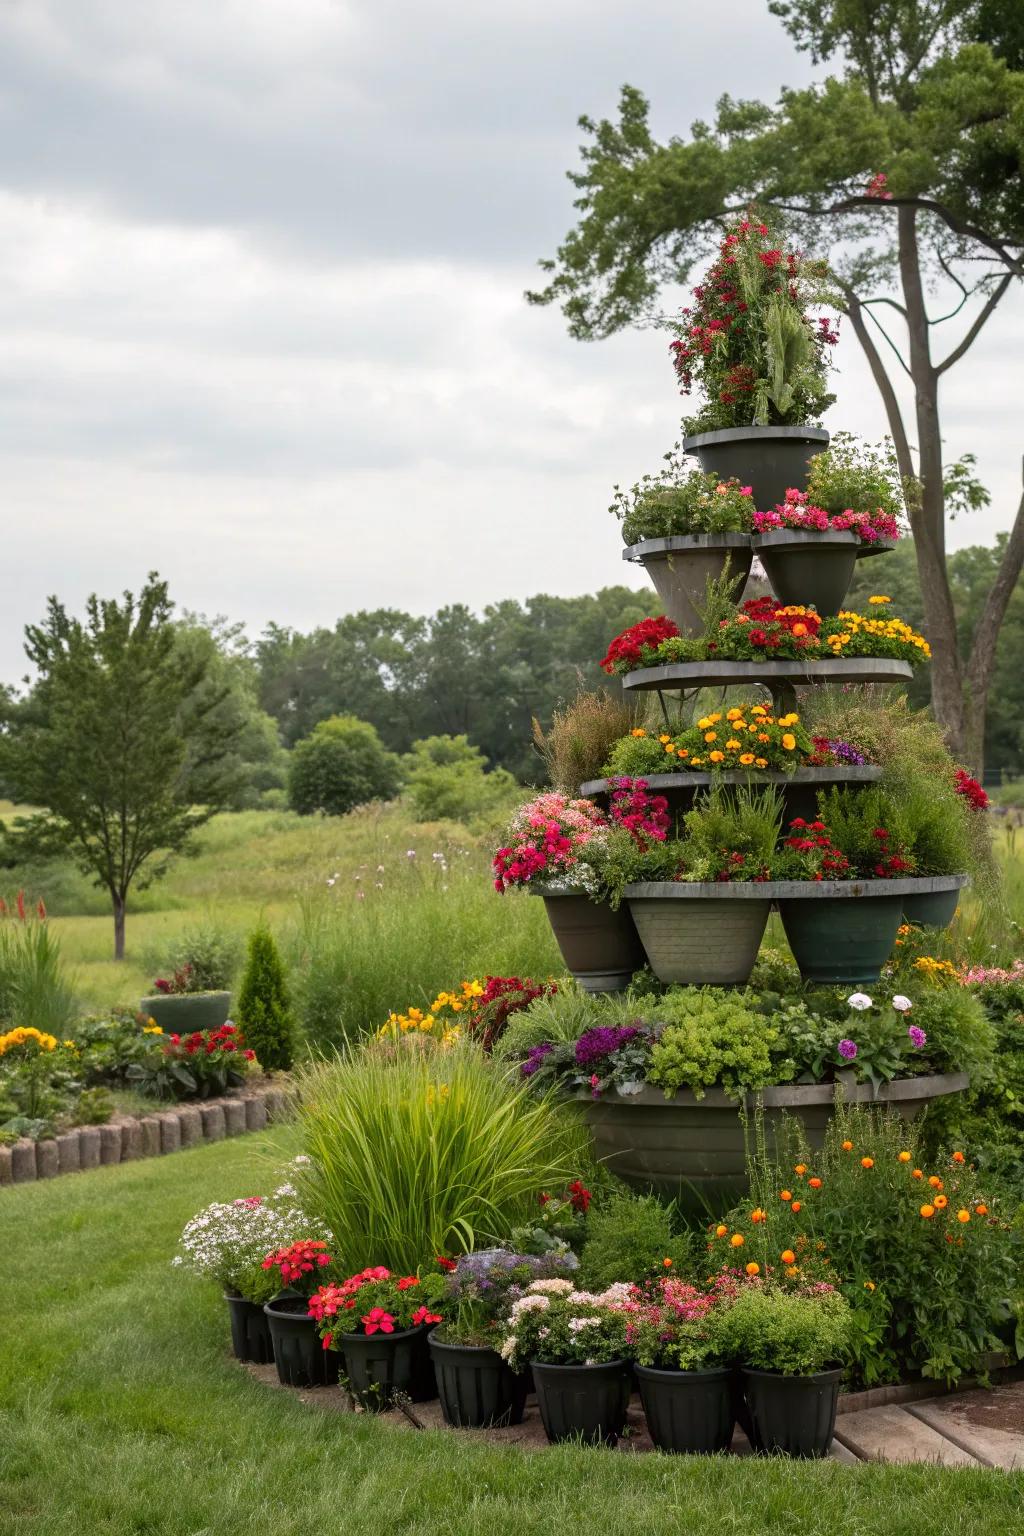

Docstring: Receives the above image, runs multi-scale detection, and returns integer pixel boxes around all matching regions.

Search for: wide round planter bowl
[577,1073,968,1210]
[429,1337,528,1428]
[624,883,771,986]
[622,533,753,636]
[139,991,232,1032]
[682,426,830,511]
[264,1298,341,1389]
[902,877,967,929]
[753,529,860,616]
[742,1366,842,1458]
[533,889,645,992]
[340,1324,435,1411]
[635,1364,734,1454]
[531,1359,633,1447]
[225,1292,274,1364]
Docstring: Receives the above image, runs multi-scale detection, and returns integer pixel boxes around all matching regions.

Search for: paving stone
[223,1100,247,1137]
[159,1114,181,1154]
[245,1097,268,1132]
[79,1126,101,1169]
[178,1107,202,1148]
[200,1103,226,1141]
[910,1387,1024,1470]
[139,1117,162,1157]
[56,1131,81,1175]
[834,1404,980,1465]
[828,1437,862,1463]
[0,1144,12,1185]
[35,1140,59,1178]
[99,1124,122,1165]
[11,1140,37,1182]
[120,1120,143,1160]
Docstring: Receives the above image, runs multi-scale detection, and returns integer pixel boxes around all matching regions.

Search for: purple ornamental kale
[574,1025,641,1068]
[521,1042,554,1078]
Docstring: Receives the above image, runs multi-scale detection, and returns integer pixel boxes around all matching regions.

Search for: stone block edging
[2,1079,295,1187]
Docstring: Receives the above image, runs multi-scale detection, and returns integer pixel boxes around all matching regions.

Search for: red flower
[396,1276,420,1291]
[600,616,680,674]
[435,1256,457,1272]
[411,1306,442,1327]
[362,1307,395,1335]
[567,1179,592,1214]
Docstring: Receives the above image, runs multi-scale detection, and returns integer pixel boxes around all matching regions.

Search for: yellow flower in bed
[0,1026,58,1055]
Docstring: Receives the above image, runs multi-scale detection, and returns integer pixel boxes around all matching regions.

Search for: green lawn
[0,1138,1021,1536]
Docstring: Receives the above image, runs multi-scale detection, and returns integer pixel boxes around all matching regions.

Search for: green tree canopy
[287,715,402,817]
[0,575,246,958]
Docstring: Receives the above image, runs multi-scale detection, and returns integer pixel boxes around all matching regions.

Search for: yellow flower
[659,734,671,744]
[709,750,725,763]
[781,734,796,751]
[739,753,755,766]
[664,742,677,754]
[730,1233,745,1248]
[704,731,718,743]
[630,727,647,738]
[898,1151,912,1163]
[868,595,891,604]
[754,757,768,768]
[956,1209,971,1224]
[725,739,742,750]
[726,708,744,721]
[142,1025,163,1035]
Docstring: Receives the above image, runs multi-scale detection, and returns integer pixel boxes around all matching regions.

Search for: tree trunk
[963,472,1024,775]
[896,206,968,757]
[113,892,126,961]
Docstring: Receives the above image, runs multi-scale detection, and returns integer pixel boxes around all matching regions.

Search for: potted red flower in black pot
[262,1239,340,1388]
[310,1266,447,1411]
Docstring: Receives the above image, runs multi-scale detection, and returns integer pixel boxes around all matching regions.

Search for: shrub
[161,925,240,992]
[402,735,519,824]
[578,1189,693,1289]
[805,433,905,522]
[728,1106,1021,1386]
[677,784,783,882]
[234,925,296,1072]
[532,689,644,796]
[647,989,780,1099]
[287,715,402,817]
[294,1040,587,1274]
[716,1286,852,1375]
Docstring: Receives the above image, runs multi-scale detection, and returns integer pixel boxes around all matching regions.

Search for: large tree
[0,575,246,959]
[529,0,1024,770]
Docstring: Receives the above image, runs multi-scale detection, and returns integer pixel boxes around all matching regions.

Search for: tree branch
[830,196,1024,279]
[862,304,913,378]
[837,280,916,481]
[936,273,1014,376]
[965,461,1024,704]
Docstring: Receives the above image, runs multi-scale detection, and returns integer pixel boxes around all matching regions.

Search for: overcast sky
[0,0,1019,683]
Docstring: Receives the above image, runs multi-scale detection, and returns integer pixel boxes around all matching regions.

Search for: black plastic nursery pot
[429,1337,529,1428]
[682,425,830,511]
[533,888,645,992]
[531,1359,633,1447]
[139,990,232,1031]
[623,883,772,986]
[741,1366,843,1458]
[264,1297,341,1389]
[622,533,754,637]
[340,1324,436,1412]
[635,1364,735,1455]
[224,1292,274,1365]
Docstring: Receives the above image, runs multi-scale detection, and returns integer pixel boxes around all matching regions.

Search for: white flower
[509,1294,550,1321]
[499,1335,517,1362]
[847,992,873,1011]
[326,878,336,888]
[528,1278,574,1296]
[891,995,913,1012]
[568,1316,601,1333]
[292,1155,311,1166]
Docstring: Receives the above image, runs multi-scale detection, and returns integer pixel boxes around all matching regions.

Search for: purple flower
[521,1042,554,1078]
[828,739,868,767]
[574,1025,640,1068]
[838,1038,858,1061]
[908,1025,927,1049]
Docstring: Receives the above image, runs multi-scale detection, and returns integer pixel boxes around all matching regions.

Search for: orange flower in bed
[928,1176,943,1190]
[791,1201,802,1213]
[780,1249,796,1265]
[715,1225,728,1238]
[841,1141,853,1152]
[911,1169,924,1180]
[934,1195,948,1209]
[976,1204,988,1216]
[898,1151,911,1163]
[920,1204,935,1219]
[951,1151,965,1164]
[956,1210,971,1224]
[779,1189,792,1202]
[808,1177,822,1190]
[730,1233,745,1248]
[861,1157,874,1169]
[745,1262,760,1276]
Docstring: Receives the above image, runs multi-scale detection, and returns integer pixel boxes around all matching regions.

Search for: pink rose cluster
[752,489,900,544]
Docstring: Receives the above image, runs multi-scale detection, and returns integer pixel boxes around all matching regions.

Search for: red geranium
[262,1239,333,1292]
[600,616,680,675]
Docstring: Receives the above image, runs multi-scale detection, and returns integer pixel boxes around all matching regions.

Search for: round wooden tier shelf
[581,765,882,798]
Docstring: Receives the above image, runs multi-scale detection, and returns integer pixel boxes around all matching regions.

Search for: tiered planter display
[682,425,829,509]
[622,658,913,717]
[530,887,645,992]
[577,1073,969,1208]
[752,528,895,615]
[622,532,753,635]
[624,882,773,986]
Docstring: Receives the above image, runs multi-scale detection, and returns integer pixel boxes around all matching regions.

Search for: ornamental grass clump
[294,1040,588,1274]
[532,689,645,796]
[676,785,783,882]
